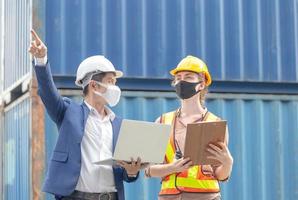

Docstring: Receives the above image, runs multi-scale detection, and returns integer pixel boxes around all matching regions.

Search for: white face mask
[93,81,121,107]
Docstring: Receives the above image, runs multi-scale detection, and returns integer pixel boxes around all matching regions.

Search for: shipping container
[1,0,298,200]
[0,0,4,94]
[0,104,4,198]
[2,93,31,200]
[3,0,32,92]
[43,90,298,200]
[44,0,298,83]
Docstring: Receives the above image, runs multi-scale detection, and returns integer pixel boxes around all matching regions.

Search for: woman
[146,56,233,200]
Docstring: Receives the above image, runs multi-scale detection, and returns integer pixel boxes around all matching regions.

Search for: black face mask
[174,80,201,99]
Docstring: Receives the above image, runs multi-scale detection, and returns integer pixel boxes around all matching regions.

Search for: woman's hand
[169,157,193,173]
[207,142,233,167]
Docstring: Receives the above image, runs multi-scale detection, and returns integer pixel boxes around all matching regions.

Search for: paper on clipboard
[184,120,227,165]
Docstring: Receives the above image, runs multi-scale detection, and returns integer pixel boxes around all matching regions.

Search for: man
[145,56,233,200]
[28,29,141,200]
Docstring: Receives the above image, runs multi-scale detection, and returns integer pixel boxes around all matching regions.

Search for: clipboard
[184,120,227,165]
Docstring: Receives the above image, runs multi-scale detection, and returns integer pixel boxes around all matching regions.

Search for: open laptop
[94,119,171,166]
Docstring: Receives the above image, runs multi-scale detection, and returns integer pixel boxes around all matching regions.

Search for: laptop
[94,119,171,166]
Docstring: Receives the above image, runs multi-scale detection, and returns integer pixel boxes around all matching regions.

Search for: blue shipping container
[3,0,31,91]
[43,0,298,82]
[44,91,298,200]
[3,94,31,200]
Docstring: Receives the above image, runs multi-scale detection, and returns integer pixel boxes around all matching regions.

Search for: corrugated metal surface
[44,91,298,200]
[0,107,3,197]
[0,0,4,94]
[45,0,298,82]
[3,94,31,200]
[207,94,298,200]
[3,0,31,90]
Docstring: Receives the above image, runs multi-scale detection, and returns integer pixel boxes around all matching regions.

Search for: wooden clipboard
[184,120,227,165]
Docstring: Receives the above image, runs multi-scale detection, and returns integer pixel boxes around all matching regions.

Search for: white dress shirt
[75,101,117,193]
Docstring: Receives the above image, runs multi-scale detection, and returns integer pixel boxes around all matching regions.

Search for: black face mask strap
[193,80,203,91]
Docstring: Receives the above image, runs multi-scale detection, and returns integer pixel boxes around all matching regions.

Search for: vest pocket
[51,151,69,162]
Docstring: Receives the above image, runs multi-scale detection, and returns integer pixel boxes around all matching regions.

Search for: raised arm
[28,29,69,125]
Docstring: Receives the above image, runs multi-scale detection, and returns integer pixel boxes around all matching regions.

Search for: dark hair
[83,72,107,96]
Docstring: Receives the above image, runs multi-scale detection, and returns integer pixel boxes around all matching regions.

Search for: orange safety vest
[159,110,221,195]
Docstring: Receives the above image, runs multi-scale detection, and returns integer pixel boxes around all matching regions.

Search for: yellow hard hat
[170,55,212,86]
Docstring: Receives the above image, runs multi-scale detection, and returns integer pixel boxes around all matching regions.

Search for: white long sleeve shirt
[75,101,117,193]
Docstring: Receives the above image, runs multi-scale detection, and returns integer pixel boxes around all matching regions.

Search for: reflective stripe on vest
[160,111,221,195]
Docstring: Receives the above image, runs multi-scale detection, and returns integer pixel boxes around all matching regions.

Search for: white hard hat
[75,55,123,87]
